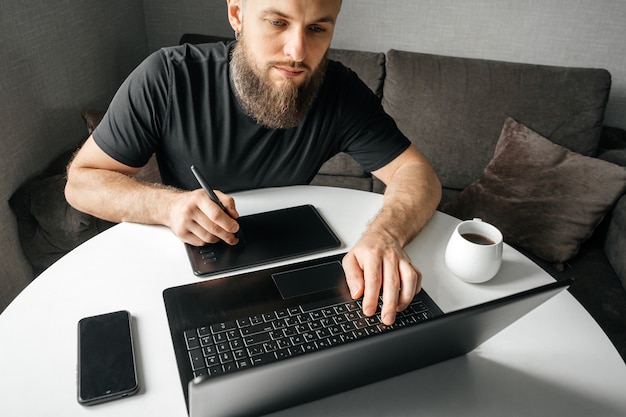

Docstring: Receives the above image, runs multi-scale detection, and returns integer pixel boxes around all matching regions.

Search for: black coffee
[461,232,495,245]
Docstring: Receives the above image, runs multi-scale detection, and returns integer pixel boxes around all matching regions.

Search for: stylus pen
[190,165,244,240]
[191,165,229,213]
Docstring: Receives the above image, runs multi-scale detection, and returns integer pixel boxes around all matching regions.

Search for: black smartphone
[77,310,139,405]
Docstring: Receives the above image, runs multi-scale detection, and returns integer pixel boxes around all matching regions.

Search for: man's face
[228,0,341,129]
[237,0,340,89]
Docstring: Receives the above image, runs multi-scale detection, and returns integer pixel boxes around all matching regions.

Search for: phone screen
[77,310,139,405]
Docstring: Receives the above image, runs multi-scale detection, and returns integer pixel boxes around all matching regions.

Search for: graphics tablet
[184,204,342,276]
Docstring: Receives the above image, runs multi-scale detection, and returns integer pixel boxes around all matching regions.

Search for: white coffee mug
[444,218,503,283]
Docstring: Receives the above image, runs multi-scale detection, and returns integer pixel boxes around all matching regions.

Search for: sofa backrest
[382,49,612,199]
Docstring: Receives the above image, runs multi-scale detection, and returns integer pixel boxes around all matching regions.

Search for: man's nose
[284,29,307,63]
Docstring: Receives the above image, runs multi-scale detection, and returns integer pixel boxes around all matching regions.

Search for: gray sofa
[5,34,626,361]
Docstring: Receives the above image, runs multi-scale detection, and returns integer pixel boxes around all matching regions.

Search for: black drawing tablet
[184,204,342,276]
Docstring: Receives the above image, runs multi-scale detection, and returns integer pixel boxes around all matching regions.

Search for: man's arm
[65,136,241,246]
[342,144,441,325]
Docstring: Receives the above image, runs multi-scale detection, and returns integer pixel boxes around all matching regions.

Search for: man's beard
[230,35,327,129]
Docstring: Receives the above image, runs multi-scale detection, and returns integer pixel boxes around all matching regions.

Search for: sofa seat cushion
[383,50,612,193]
[443,117,626,265]
[9,162,114,275]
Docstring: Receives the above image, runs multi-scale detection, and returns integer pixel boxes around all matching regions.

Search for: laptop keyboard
[183,295,434,379]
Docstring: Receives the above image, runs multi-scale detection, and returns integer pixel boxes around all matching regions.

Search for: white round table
[1,186,625,416]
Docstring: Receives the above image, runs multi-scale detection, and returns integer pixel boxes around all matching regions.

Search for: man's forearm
[369,158,442,247]
[65,166,180,226]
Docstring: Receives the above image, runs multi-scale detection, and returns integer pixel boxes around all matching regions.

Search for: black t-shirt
[93,42,410,192]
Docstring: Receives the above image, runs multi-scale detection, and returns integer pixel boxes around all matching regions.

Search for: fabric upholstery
[9,150,115,275]
[327,49,386,99]
[444,117,626,264]
[606,196,626,290]
[382,50,612,194]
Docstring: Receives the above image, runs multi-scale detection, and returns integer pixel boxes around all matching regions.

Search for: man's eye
[269,20,285,27]
[309,25,325,33]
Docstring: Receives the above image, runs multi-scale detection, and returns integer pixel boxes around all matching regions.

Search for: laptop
[164,252,572,417]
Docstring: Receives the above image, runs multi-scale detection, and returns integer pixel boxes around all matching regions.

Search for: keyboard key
[290,345,306,356]
[188,348,205,371]
[276,349,292,359]
[288,307,302,316]
[251,352,278,366]
[275,309,290,319]
[272,319,287,330]
[216,342,230,353]
[247,345,265,357]
[303,342,318,352]
[229,338,243,349]
[263,340,279,353]
[222,362,237,373]
[276,338,291,349]
[346,301,360,311]
[236,318,251,328]
[185,331,200,350]
[219,351,234,364]
[208,365,223,376]
[213,332,228,343]
[193,367,209,378]
[233,348,247,360]
[211,321,237,334]
[205,354,219,367]
[243,332,271,347]
[197,326,211,337]
[200,335,214,347]
[250,314,264,325]
[202,345,217,356]
[236,359,251,369]
[263,312,276,321]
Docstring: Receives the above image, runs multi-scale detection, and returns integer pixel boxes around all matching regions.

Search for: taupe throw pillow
[444,117,626,264]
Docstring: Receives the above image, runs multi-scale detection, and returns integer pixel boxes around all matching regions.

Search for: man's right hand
[166,188,241,247]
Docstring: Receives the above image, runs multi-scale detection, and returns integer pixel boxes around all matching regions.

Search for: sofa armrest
[599,126,626,290]
[598,126,626,166]
[605,195,626,291]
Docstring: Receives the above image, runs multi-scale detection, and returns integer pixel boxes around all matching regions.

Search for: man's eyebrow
[260,8,336,24]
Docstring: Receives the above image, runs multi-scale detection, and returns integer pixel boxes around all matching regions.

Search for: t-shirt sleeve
[92,50,171,168]
[333,68,410,173]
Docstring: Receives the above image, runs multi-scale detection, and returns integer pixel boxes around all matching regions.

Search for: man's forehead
[244,0,342,21]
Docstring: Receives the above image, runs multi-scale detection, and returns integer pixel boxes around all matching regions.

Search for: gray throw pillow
[444,117,626,264]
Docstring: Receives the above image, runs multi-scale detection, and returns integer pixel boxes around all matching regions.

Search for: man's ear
[226,0,244,33]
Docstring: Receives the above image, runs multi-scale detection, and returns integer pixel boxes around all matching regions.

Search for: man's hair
[240,0,342,9]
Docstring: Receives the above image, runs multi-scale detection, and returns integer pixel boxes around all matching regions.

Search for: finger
[342,252,364,299]
[361,256,383,317]
[397,261,420,311]
[215,190,240,219]
[179,228,216,247]
[195,200,240,245]
[380,259,401,325]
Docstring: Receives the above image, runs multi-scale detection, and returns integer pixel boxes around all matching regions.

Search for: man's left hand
[342,230,422,326]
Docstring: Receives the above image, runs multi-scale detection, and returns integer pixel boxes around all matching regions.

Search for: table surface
[1,185,626,416]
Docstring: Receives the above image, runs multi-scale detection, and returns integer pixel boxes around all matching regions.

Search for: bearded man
[65,0,441,325]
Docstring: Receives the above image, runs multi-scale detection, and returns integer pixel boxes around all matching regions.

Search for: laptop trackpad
[272,261,346,299]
